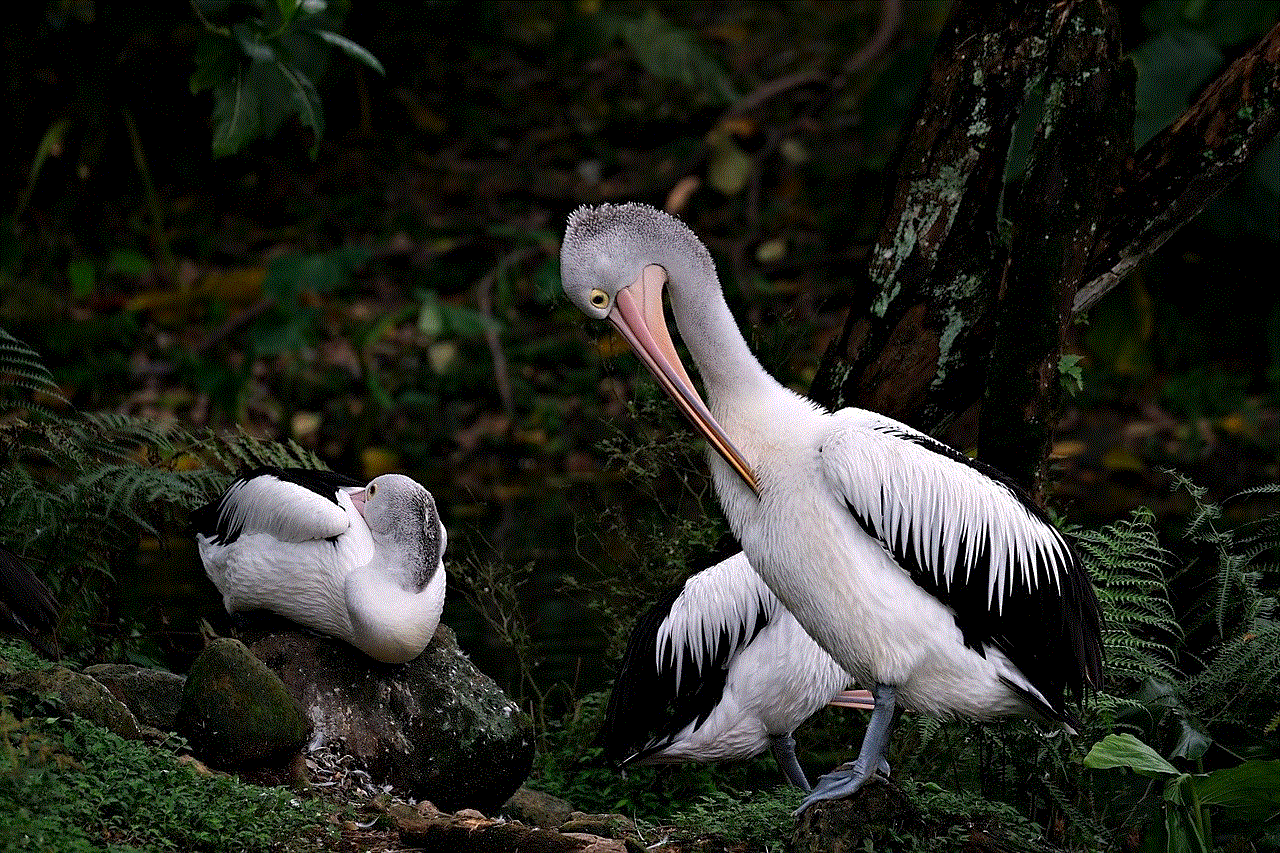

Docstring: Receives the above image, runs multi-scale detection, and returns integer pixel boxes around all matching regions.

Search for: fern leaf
[0,327,67,408]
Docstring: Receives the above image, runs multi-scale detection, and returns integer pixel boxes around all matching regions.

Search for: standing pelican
[193,467,446,664]
[560,203,1102,812]
[600,551,874,790]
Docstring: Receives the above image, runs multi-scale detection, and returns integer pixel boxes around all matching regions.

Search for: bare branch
[1074,22,1280,315]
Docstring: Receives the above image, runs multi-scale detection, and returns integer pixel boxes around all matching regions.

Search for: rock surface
[85,662,186,731]
[251,623,534,813]
[502,786,575,830]
[3,665,143,739]
[176,637,311,768]
[386,801,618,852]
[791,782,925,853]
[559,812,634,839]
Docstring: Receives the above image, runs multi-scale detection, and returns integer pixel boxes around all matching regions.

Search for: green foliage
[446,556,546,720]
[586,394,732,658]
[0,338,324,658]
[531,690,776,819]
[906,781,1048,853]
[669,780,1048,853]
[0,328,66,416]
[670,785,800,849]
[1159,368,1249,422]
[0,639,53,674]
[1085,733,1280,853]
[885,490,1280,851]
[1130,1,1280,239]
[0,697,331,852]
[1074,507,1181,690]
[173,245,374,423]
[253,248,372,355]
[190,0,383,158]
[1072,476,1280,851]
[590,7,738,105]
[1132,0,1278,147]
[1058,353,1085,395]
[1167,474,1280,735]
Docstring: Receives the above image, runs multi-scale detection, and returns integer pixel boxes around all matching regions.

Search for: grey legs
[795,682,895,814]
[770,732,811,792]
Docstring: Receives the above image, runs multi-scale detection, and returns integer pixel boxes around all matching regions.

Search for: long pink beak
[828,689,875,711]
[607,265,759,495]
[347,488,367,520]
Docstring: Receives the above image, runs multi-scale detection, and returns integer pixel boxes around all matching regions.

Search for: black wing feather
[0,546,59,658]
[836,421,1103,723]
[598,581,769,765]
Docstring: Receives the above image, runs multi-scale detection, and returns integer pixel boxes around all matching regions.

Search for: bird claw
[793,757,889,816]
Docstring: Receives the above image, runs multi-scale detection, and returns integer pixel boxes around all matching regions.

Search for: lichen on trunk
[980,0,1133,493]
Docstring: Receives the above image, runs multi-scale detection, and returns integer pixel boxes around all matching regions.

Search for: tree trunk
[810,0,1052,435]
[979,0,1131,492]
[810,0,1280,497]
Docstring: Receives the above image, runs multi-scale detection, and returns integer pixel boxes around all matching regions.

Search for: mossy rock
[252,623,534,813]
[502,786,575,830]
[85,663,186,731]
[559,811,635,838]
[3,665,142,739]
[177,638,311,768]
[790,782,926,853]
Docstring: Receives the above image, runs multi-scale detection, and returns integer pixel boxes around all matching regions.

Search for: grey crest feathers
[561,203,717,310]
[364,474,431,535]
[365,474,444,588]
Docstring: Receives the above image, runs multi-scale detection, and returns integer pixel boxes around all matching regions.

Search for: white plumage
[193,467,446,664]
[560,203,1102,811]
[599,551,872,790]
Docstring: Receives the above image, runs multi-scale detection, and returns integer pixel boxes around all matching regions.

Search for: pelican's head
[561,202,713,320]
[561,203,759,494]
[360,474,446,588]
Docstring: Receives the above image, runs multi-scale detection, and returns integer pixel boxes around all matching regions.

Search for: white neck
[343,538,445,664]
[663,253,780,406]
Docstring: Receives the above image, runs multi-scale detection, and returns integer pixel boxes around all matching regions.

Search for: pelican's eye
[367,483,377,497]
[589,288,609,309]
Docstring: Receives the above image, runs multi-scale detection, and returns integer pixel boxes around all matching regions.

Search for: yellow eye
[589,289,609,309]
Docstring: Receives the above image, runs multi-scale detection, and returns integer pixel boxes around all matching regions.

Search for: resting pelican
[599,551,874,790]
[0,546,59,658]
[561,203,1103,812]
[193,467,446,664]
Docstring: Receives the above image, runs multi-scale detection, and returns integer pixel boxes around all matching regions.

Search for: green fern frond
[1165,476,1280,733]
[1074,507,1181,687]
[1184,620,1280,729]
[1166,470,1221,541]
[1226,483,1280,501]
[0,404,339,658]
[0,327,68,410]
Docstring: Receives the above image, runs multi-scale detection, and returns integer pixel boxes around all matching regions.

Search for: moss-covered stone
[790,782,926,853]
[251,623,533,813]
[558,812,634,838]
[176,638,311,768]
[3,665,143,739]
[502,786,574,830]
[85,662,186,731]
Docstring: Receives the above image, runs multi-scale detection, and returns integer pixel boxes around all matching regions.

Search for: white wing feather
[216,474,355,544]
[820,410,1070,611]
[655,552,778,689]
